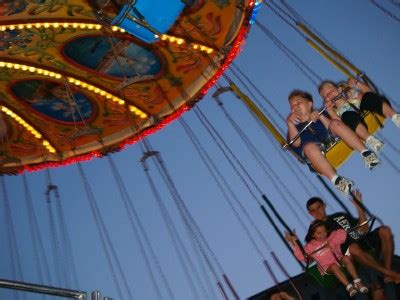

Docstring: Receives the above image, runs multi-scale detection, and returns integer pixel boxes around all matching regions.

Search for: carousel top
[0,0,259,174]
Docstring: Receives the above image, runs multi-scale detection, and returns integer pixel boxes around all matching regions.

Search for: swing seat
[111,0,185,43]
[306,264,338,289]
[326,112,385,168]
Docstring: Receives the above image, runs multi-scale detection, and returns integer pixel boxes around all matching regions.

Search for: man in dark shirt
[306,191,399,299]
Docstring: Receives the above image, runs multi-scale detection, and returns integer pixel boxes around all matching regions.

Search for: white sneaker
[334,176,354,196]
[392,114,400,128]
[365,136,384,154]
[362,150,381,170]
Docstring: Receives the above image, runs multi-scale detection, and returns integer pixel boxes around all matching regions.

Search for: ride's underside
[0,0,257,174]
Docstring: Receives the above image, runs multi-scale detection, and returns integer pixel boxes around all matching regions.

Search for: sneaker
[346,283,358,297]
[392,114,400,128]
[354,278,369,294]
[334,176,354,196]
[361,150,381,170]
[365,136,384,154]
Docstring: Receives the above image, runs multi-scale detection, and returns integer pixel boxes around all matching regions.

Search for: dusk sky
[1,1,400,299]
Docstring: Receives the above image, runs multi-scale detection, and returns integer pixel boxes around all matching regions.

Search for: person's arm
[314,111,333,128]
[284,231,306,261]
[328,229,347,246]
[348,77,372,94]
[350,189,368,233]
[287,114,301,147]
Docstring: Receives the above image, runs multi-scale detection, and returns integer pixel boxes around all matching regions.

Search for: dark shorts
[340,227,381,256]
[341,110,368,131]
[360,92,391,116]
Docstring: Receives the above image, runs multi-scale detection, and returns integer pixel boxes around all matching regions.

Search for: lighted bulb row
[160,34,214,54]
[0,61,62,78]
[67,78,147,119]
[0,22,125,33]
[0,61,147,119]
[1,106,56,153]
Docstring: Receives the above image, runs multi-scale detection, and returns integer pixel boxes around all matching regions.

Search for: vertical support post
[91,291,101,300]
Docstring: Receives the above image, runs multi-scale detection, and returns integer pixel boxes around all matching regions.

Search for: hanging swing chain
[213,94,310,228]
[180,117,292,286]
[230,63,287,125]
[140,161,207,300]
[107,155,174,300]
[152,154,229,299]
[193,107,260,203]
[0,175,25,283]
[253,20,322,87]
[76,162,132,300]
[140,143,231,299]
[140,155,212,300]
[46,169,80,288]
[21,173,47,284]
[180,117,274,255]
[370,0,400,23]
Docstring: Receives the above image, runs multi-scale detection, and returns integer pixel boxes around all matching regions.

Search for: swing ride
[1,1,400,300]
[0,0,258,174]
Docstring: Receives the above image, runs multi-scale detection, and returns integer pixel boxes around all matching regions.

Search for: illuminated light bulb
[154,34,159,39]
[79,24,86,29]
[1,107,6,112]
[13,64,20,69]
[43,70,49,76]
[6,63,13,68]
[28,67,36,72]
[9,25,15,30]
[118,100,125,105]
[81,83,87,88]
[169,36,176,42]
[26,24,32,29]
[177,39,184,45]
[120,28,126,33]
[87,85,94,91]
[87,24,94,29]
[161,34,168,41]
[18,24,24,30]
[112,96,119,102]
[0,62,5,67]
[63,23,69,28]
[74,80,81,86]
[200,46,206,51]
[53,22,60,28]
[105,94,112,99]
[34,133,42,138]
[99,91,106,96]
[49,149,56,153]
[42,140,49,146]
[44,23,50,28]
[72,23,78,28]
[49,72,55,77]
[55,74,62,79]
[0,26,6,31]
[95,24,102,30]
[139,113,147,119]
[130,106,137,112]
[93,88,100,93]
[68,78,75,83]
[35,23,41,28]
[112,26,118,31]
[37,69,43,74]
[207,48,214,54]
[192,44,199,49]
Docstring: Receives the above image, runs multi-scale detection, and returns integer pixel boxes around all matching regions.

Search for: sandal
[354,278,369,293]
[346,283,358,297]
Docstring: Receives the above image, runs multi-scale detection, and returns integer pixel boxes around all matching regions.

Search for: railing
[0,279,112,300]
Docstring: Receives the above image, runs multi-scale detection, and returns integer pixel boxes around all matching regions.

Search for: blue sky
[1,1,400,299]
